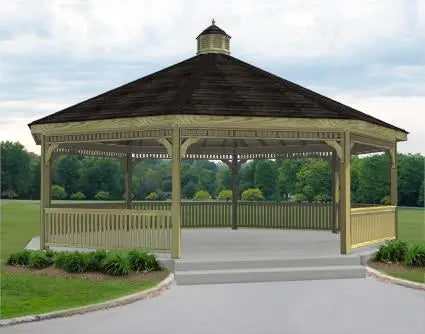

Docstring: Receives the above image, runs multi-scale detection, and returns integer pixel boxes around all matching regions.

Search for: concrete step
[175,265,366,285]
[175,255,361,271]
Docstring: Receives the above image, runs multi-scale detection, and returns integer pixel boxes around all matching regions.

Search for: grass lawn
[0,200,161,319]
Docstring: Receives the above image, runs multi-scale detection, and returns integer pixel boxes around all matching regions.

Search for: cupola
[196,19,231,55]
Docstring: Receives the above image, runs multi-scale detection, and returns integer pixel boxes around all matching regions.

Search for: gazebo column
[389,143,398,238]
[124,152,133,209]
[331,151,339,233]
[339,131,352,254]
[40,135,52,250]
[231,154,238,230]
[171,125,182,259]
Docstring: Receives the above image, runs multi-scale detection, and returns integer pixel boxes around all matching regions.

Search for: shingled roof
[29,53,407,133]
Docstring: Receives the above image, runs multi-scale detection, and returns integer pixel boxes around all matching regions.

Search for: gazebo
[29,21,407,259]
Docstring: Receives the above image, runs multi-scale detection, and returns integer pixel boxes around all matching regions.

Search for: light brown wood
[124,152,132,209]
[40,135,51,250]
[389,143,398,238]
[171,125,182,259]
[331,151,339,233]
[340,131,351,254]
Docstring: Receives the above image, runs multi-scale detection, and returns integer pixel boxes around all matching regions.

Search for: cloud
[1,0,424,154]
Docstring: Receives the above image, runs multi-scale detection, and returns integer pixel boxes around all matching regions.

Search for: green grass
[384,270,425,284]
[0,200,159,319]
[398,207,425,243]
[1,272,155,319]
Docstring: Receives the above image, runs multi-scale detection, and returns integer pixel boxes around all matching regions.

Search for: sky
[1,0,424,154]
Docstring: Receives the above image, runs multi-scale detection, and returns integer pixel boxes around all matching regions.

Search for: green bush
[55,252,90,273]
[102,251,131,276]
[7,250,31,266]
[380,195,391,205]
[87,250,107,271]
[375,240,408,263]
[27,251,54,269]
[404,243,425,266]
[51,185,67,200]
[146,192,159,201]
[217,189,232,201]
[70,192,86,200]
[128,250,161,272]
[193,190,212,201]
[95,191,110,200]
[241,188,264,201]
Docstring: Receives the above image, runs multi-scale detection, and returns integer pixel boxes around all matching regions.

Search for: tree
[194,190,212,201]
[418,181,424,207]
[70,192,86,200]
[277,158,307,200]
[254,160,278,200]
[295,159,331,202]
[51,185,67,200]
[241,188,264,201]
[146,192,159,200]
[216,167,232,193]
[217,189,232,201]
[53,156,82,195]
[95,191,110,200]
[183,181,197,199]
[1,141,31,198]
[398,154,425,206]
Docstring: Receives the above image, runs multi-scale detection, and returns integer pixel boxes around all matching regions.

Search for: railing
[350,205,396,248]
[133,201,332,230]
[44,208,172,251]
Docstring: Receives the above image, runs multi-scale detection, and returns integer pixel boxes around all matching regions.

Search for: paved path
[2,278,424,334]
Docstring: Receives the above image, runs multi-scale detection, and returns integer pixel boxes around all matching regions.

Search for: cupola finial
[212,18,215,25]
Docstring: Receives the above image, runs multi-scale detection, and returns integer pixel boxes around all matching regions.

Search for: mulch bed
[367,259,425,274]
[3,265,169,282]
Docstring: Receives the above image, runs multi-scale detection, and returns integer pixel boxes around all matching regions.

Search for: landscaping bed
[369,240,425,284]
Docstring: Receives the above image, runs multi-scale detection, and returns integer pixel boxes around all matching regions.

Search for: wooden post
[231,153,238,230]
[124,152,132,209]
[40,135,52,250]
[390,143,398,239]
[331,151,339,233]
[339,131,352,254]
[171,125,182,259]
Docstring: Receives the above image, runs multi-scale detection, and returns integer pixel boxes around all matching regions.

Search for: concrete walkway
[3,278,424,334]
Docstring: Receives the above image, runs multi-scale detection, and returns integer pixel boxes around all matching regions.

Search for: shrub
[95,191,110,200]
[7,250,31,266]
[375,240,408,263]
[27,251,54,269]
[55,252,90,273]
[241,188,264,201]
[404,243,425,266]
[293,193,307,202]
[146,192,159,201]
[70,192,86,200]
[102,251,131,276]
[128,250,161,272]
[217,189,232,201]
[51,185,67,200]
[194,190,211,201]
[87,250,107,271]
[380,195,391,205]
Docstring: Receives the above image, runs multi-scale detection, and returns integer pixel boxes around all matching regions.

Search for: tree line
[1,141,424,207]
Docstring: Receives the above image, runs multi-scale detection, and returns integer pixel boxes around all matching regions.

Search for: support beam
[331,150,339,233]
[389,143,398,238]
[40,136,52,250]
[231,154,238,230]
[339,131,352,254]
[171,125,182,259]
[124,152,133,209]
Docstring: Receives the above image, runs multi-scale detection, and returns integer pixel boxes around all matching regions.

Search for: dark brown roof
[197,24,230,38]
[29,53,407,133]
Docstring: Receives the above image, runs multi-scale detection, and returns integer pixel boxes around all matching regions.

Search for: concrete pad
[3,278,424,334]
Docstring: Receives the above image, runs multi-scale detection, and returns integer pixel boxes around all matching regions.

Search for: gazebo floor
[179,228,341,261]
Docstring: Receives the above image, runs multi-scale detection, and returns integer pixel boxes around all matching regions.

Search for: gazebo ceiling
[29,23,406,135]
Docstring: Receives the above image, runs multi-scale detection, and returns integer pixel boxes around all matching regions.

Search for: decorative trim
[0,273,174,327]
[181,128,342,140]
[351,133,394,151]
[156,138,172,156]
[48,128,172,144]
[181,137,200,157]
[325,140,343,162]
[44,143,59,165]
